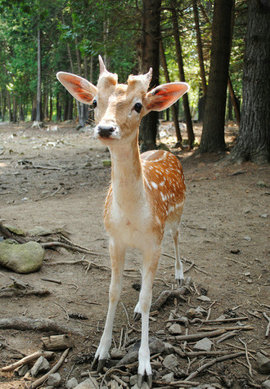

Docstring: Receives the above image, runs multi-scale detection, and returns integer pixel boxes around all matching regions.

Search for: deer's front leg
[92,239,126,371]
[137,247,160,388]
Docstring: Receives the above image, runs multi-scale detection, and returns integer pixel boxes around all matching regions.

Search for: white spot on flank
[155,216,161,225]
[160,192,167,202]
[151,181,158,189]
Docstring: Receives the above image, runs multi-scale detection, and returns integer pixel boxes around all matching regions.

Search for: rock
[0,240,44,273]
[197,295,211,302]
[163,354,179,370]
[74,378,99,389]
[163,342,175,354]
[110,348,126,359]
[194,337,213,352]
[149,337,165,354]
[162,372,174,382]
[130,375,137,386]
[66,378,78,389]
[187,306,207,319]
[168,323,182,335]
[47,373,61,387]
[31,356,50,377]
[256,352,270,374]
[262,380,270,389]
[14,364,29,376]
[191,385,216,389]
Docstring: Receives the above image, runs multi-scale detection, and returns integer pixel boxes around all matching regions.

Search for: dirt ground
[0,121,269,389]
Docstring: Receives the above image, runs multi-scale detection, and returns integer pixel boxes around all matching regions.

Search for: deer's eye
[92,99,97,108]
[134,102,142,113]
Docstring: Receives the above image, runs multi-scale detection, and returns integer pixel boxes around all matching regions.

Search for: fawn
[57,56,189,388]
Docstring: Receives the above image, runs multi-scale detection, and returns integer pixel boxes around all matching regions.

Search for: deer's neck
[109,136,145,208]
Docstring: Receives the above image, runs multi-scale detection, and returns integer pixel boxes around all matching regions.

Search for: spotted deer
[57,56,189,388]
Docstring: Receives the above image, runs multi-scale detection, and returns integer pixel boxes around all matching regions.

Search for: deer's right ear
[56,72,97,105]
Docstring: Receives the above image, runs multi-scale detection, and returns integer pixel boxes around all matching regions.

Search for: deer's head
[57,56,189,145]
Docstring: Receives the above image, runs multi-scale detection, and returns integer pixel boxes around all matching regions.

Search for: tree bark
[160,38,183,146]
[36,26,41,122]
[171,2,194,149]
[139,0,161,151]
[193,0,207,96]
[231,0,270,163]
[200,0,234,153]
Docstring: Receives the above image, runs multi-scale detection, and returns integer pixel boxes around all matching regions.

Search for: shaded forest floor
[0,121,269,388]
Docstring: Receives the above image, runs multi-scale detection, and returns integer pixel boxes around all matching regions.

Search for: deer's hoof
[91,357,106,372]
[137,373,152,388]
[134,312,141,322]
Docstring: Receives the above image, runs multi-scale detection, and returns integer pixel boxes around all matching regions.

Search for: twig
[41,241,104,256]
[200,325,254,332]
[45,259,110,271]
[170,328,226,342]
[216,330,238,344]
[202,316,248,324]
[153,379,199,387]
[41,277,62,284]
[263,312,270,337]
[239,338,253,377]
[30,348,70,389]
[185,352,245,381]
[2,351,54,372]
[53,302,69,321]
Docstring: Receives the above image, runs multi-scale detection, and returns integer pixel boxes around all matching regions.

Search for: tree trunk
[200,0,234,153]
[192,0,207,96]
[227,75,240,125]
[36,27,41,122]
[139,0,161,151]
[160,38,182,147]
[171,2,194,149]
[231,0,270,163]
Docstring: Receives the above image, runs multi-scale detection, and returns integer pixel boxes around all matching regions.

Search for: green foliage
[0,0,247,122]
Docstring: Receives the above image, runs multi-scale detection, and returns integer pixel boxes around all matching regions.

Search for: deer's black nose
[97,125,115,138]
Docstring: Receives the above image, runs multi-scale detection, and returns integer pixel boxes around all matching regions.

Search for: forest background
[0,0,269,163]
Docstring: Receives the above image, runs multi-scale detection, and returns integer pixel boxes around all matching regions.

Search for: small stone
[130,375,137,386]
[31,356,50,377]
[197,295,211,302]
[260,214,268,218]
[66,377,78,389]
[162,372,174,382]
[168,323,182,335]
[149,337,165,354]
[194,338,213,352]
[74,378,99,389]
[262,380,270,389]
[47,373,61,387]
[15,364,29,377]
[163,342,175,354]
[256,352,270,374]
[110,348,126,359]
[163,354,178,370]
[243,236,251,241]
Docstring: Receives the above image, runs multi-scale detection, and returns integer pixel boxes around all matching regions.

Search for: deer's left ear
[56,72,97,105]
[144,82,189,112]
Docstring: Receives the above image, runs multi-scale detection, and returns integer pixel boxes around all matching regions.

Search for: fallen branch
[29,348,70,389]
[239,338,253,377]
[41,241,103,256]
[202,316,248,324]
[45,259,110,271]
[0,277,50,298]
[0,317,82,335]
[185,352,245,381]
[2,350,54,372]
[151,287,187,311]
[200,325,254,332]
[153,379,200,387]
[169,328,226,342]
